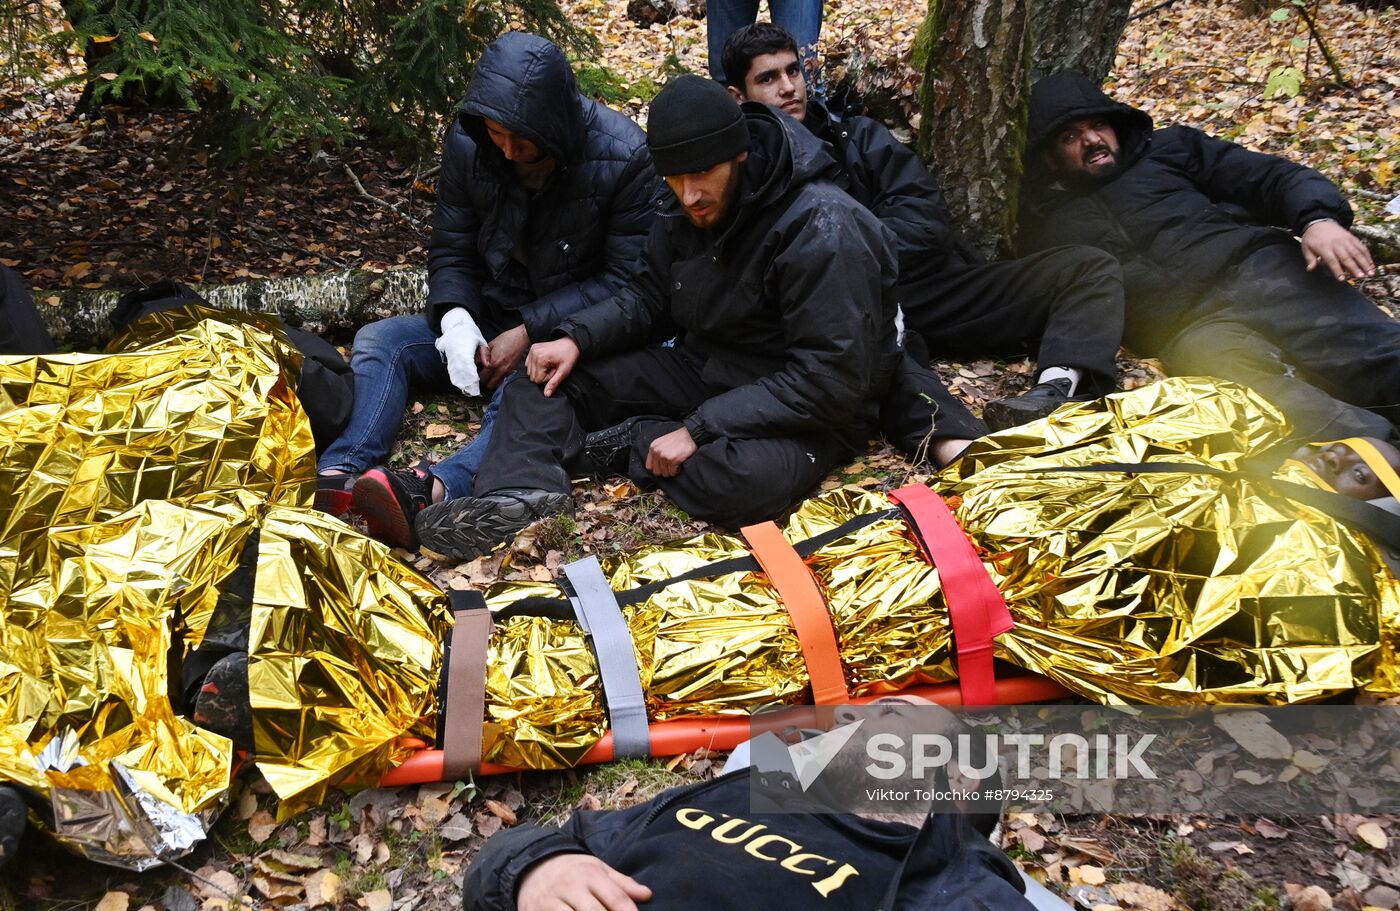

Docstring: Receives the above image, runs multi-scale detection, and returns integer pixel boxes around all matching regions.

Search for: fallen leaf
[305,815,327,846]
[475,811,503,838]
[417,795,451,827]
[261,850,320,871]
[1255,819,1289,839]
[424,422,454,439]
[1357,822,1389,850]
[360,890,393,911]
[95,892,130,911]
[1214,711,1294,760]
[1109,881,1175,911]
[1290,884,1333,911]
[440,812,473,841]
[235,789,257,821]
[351,833,375,865]
[1072,864,1107,886]
[485,799,518,826]
[247,809,278,843]
[304,870,344,907]
[192,870,241,902]
[1334,862,1372,893]
[1293,750,1329,774]
[1019,828,1047,852]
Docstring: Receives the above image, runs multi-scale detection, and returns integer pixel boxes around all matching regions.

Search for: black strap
[496,508,901,618]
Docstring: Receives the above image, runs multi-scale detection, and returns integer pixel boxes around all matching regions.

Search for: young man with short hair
[1022,70,1399,443]
[722,23,1128,431]
[411,76,906,561]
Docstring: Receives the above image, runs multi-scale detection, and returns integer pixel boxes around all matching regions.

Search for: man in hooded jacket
[721,24,1127,432]
[460,699,1037,911]
[316,32,661,549]
[1021,70,1400,444]
[411,76,903,561]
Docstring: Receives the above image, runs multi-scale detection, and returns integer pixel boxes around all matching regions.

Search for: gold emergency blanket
[0,307,450,868]
[478,378,1399,769]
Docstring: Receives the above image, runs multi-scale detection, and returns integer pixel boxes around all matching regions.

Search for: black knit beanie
[647,75,749,176]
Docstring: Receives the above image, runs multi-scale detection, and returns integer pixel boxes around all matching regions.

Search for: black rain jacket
[1019,71,1353,316]
[803,99,982,282]
[558,103,900,449]
[426,33,661,339]
[461,769,1034,911]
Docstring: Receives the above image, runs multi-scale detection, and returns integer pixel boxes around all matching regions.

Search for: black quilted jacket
[425,33,661,338]
[1019,71,1353,311]
[559,103,900,448]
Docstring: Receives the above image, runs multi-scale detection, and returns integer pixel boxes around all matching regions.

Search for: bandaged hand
[435,307,489,396]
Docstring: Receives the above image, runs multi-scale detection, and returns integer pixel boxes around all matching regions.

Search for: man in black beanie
[412,75,910,560]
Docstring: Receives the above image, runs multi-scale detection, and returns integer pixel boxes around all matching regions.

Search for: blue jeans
[707,0,823,81]
[317,313,511,499]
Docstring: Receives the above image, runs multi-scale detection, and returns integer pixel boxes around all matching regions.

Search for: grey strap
[563,556,651,758]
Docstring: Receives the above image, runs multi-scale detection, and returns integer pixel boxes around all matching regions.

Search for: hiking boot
[314,474,355,516]
[982,378,1076,432]
[353,463,435,549]
[191,651,254,752]
[0,785,25,869]
[580,417,642,476]
[415,488,573,561]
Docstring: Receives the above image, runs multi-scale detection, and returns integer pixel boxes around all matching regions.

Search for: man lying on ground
[1021,70,1398,444]
[461,697,1037,911]
[721,23,1128,431]
[316,32,661,549]
[408,76,914,562]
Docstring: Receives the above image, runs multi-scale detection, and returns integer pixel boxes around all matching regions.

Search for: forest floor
[2,1,1400,910]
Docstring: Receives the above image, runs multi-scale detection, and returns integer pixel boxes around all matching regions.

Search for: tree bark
[917,0,1034,258]
[34,268,426,349]
[1029,0,1133,82]
[916,0,1133,255]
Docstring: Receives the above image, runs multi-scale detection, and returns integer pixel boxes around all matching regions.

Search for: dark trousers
[0,265,56,355]
[471,346,855,527]
[1158,312,1396,442]
[1143,243,1400,442]
[901,246,1125,394]
[880,348,987,453]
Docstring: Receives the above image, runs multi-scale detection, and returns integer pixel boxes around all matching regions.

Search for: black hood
[1026,71,1153,155]
[737,101,841,209]
[460,32,585,166]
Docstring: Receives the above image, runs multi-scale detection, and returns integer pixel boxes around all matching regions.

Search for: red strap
[889,484,1013,705]
[741,521,850,705]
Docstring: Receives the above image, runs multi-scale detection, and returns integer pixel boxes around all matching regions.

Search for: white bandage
[436,307,488,396]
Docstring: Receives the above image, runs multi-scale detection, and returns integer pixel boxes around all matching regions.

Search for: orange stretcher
[380,484,1070,785]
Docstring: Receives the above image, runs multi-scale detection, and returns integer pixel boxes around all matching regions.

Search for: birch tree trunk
[34,268,426,350]
[916,0,1133,255]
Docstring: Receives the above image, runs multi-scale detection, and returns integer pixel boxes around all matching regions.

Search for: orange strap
[741,521,850,705]
[441,605,493,780]
[889,484,1014,706]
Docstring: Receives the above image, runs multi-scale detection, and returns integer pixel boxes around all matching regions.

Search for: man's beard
[1068,148,1125,188]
